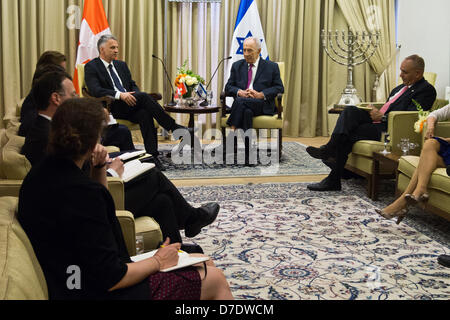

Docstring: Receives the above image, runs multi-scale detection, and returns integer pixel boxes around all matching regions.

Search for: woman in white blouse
[376,103,450,224]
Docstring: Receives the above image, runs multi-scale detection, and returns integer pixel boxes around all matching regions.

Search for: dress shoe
[185,202,220,238]
[307,177,341,191]
[152,156,166,171]
[405,193,429,209]
[437,254,450,268]
[306,145,331,160]
[375,208,408,225]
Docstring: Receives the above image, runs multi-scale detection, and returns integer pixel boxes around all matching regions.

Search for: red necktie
[246,64,254,89]
[379,86,408,115]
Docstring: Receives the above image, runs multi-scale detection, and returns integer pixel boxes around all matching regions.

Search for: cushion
[398,156,450,195]
[1,130,31,180]
[221,114,283,129]
[135,217,163,251]
[0,197,48,300]
[351,140,384,158]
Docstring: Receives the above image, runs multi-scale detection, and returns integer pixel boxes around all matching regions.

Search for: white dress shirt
[100,58,125,100]
[248,57,260,90]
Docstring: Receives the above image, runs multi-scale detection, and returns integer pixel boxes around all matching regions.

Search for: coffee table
[371,151,401,200]
[164,102,220,147]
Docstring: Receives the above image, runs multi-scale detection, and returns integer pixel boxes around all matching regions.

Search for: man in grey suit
[225,37,284,131]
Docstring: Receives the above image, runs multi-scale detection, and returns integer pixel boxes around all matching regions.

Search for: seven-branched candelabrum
[321,29,381,108]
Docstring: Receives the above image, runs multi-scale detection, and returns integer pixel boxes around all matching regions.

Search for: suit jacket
[18,90,38,137]
[225,59,284,115]
[84,58,140,99]
[21,115,51,165]
[385,77,436,113]
[18,155,149,300]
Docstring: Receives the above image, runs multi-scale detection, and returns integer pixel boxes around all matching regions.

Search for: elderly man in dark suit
[84,35,189,170]
[225,37,284,131]
[307,54,437,191]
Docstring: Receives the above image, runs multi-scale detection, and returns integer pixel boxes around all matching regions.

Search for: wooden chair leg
[222,127,227,163]
[278,129,283,161]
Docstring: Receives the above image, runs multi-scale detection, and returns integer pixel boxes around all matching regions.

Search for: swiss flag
[176,82,187,97]
[73,0,112,94]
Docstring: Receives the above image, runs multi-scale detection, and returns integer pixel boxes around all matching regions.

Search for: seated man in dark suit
[22,71,220,246]
[19,52,134,152]
[306,54,437,191]
[85,35,191,170]
[225,37,284,132]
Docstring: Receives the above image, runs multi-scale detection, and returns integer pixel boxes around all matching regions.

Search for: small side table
[371,151,401,200]
[164,103,220,146]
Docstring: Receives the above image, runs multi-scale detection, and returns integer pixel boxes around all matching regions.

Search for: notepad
[131,250,210,272]
[122,160,155,183]
[118,150,147,162]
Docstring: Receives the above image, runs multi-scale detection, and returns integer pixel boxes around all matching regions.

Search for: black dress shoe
[306,145,331,160]
[152,156,166,171]
[185,202,220,238]
[307,177,341,191]
[438,254,450,268]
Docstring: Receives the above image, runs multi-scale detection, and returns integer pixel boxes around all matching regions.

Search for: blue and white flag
[229,0,269,66]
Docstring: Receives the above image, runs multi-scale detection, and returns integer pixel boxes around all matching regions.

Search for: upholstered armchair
[76,64,162,141]
[220,62,285,161]
[343,70,443,198]
[396,120,450,220]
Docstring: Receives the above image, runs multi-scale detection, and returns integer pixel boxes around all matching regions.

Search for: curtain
[336,0,397,102]
[0,0,395,137]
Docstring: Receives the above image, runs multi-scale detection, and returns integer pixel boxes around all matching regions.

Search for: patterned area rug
[154,142,331,179]
[180,180,450,300]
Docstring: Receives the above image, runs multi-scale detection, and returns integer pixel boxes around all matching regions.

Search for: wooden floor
[156,136,330,188]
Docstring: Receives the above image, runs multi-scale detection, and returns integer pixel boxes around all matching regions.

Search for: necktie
[379,86,409,115]
[246,64,254,89]
[108,64,126,93]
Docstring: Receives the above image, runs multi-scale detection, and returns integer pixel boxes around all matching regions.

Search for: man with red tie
[307,54,437,191]
[225,37,284,131]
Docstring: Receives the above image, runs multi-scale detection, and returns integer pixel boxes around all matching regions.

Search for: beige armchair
[0,119,162,255]
[220,62,285,161]
[0,196,160,299]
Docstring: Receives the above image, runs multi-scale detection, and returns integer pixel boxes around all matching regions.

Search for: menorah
[321,29,381,108]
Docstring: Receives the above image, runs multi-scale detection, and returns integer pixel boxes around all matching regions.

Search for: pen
[159,244,184,253]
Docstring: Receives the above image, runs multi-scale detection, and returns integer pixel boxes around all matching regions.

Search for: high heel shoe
[405,193,429,209]
[375,208,408,225]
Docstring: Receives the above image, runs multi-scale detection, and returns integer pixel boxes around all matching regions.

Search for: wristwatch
[381,115,388,123]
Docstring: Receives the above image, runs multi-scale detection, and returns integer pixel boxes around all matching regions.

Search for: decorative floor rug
[180,180,450,300]
[154,142,330,180]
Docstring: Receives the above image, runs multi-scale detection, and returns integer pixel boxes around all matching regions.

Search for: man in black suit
[225,37,284,131]
[84,35,189,170]
[22,71,220,245]
[307,54,437,191]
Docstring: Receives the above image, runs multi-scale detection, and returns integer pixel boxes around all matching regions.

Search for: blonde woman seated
[17,98,233,300]
[376,103,450,224]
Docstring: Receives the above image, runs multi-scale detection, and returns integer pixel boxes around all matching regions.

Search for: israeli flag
[196,83,207,98]
[229,0,269,66]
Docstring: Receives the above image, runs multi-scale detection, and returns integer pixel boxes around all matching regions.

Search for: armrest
[220,91,228,116]
[116,210,136,256]
[423,121,450,141]
[149,93,163,101]
[275,93,283,118]
[0,180,22,197]
[358,102,384,109]
[387,111,421,155]
[107,177,125,210]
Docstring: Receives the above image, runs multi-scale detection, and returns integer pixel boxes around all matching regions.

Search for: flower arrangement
[413,99,430,133]
[174,59,205,99]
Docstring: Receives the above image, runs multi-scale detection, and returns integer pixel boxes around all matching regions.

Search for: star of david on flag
[225,0,269,85]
